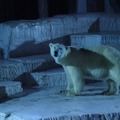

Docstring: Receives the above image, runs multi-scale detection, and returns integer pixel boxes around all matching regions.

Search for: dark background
[0,0,120,23]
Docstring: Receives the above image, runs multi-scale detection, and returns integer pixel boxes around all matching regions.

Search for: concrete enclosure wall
[0,13,120,58]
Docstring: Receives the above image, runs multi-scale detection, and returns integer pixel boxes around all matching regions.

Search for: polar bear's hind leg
[102,79,119,95]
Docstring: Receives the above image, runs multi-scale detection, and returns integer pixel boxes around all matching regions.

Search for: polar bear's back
[86,45,120,65]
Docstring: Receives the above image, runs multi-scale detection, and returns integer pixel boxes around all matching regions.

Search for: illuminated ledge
[0,82,120,120]
[70,32,120,50]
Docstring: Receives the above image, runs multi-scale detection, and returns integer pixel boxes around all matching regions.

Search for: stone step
[24,68,67,87]
[0,59,26,81]
[70,32,120,50]
[11,54,60,73]
[0,54,60,81]
[0,81,23,100]
[24,68,101,87]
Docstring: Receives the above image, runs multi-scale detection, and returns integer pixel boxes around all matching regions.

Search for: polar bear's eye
[59,48,62,50]
[65,46,68,50]
[54,46,57,50]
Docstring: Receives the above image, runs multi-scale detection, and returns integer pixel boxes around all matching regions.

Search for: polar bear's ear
[49,43,53,48]
[67,46,71,53]
[66,46,71,51]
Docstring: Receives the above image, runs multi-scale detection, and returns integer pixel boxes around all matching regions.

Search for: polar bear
[49,43,120,96]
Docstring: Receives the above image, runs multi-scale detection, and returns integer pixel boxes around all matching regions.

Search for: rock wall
[70,33,120,51]
[0,13,120,58]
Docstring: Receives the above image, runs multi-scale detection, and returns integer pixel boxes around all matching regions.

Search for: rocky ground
[0,82,120,120]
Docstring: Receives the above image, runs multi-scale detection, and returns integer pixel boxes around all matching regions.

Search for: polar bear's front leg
[64,67,73,91]
[67,66,84,96]
[60,66,74,95]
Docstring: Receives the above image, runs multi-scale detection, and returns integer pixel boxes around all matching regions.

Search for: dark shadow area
[47,0,77,17]
[0,0,39,23]
[0,0,110,23]
[87,0,104,12]
[13,0,39,20]
[81,92,104,96]
[0,0,77,23]
[88,18,100,33]
[10,36,70,58]
[48,0,68,17]
[22,73,40,87]
[15,73,27,86]
[109,0,120,13]
[15,72,40,88]
[0,86,8,103]
[85,79,101,85]
[0,48,4,59]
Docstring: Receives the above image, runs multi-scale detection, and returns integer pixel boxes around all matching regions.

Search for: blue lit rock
[99,15,120,32]
[0,14,120,58]
[54,15,78,35]
[0,81,23,98]
[70,33,120,50]
[70,33,102,48]
[0,24,11,59]
[0,19,69,58]
[11,54,60,72]
[0,60,26,81]
[75,14,99,33]
[25,69,66,87]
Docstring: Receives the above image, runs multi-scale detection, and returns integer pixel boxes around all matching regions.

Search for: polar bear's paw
[102,90,117,95]
[60,89,68,94]
[60,89,72,96]
[60,89,81,96]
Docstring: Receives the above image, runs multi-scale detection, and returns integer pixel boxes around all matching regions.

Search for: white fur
[49,43,120,96]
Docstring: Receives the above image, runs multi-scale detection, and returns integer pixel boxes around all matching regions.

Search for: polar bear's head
[49,43,71,61]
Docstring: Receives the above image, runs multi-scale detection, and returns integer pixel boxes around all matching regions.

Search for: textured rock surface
[11,54,60,72]
[55,16,77,35]
[0,113,21,120]
[0,14,120,58]
[0,59,26,81]
[70,33,120,50]
[0,82,120,120]
[0,54,60,82]
[0,81,23,99]
[0,20,69,58]
[0,24,11,59]
[25,69,66,87]
[55,14,100,33]
[70,33,102,48]
[100,15,120,32]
